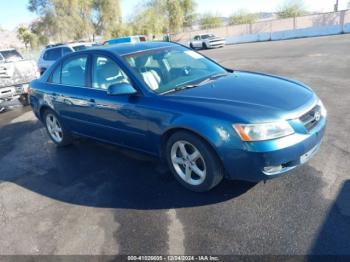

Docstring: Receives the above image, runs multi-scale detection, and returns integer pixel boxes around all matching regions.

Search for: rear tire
[190,43,194,49]
[166,131,224,192]
[202,42,208,49]
[43,109,72,147]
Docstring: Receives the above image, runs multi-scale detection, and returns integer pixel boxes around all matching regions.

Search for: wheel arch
[160,126,227,176]
[39,105,54,122]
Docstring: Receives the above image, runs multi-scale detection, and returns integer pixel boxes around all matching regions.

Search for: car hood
[165,71,317,122]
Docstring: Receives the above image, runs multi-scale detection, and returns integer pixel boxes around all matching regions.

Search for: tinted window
[72,45,89,51]
[61,55,88,87]
[50,64,61,84]
[0,50,23,62]
[62,47,72,56]
[43,48,62,61]
[92,56,130,90]
[201,34,214,39]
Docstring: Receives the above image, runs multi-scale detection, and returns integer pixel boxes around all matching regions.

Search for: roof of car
[92,41,178,56]
[45,42,93,50]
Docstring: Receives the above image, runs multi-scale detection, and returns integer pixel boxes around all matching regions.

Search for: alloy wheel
[170,140,207,186]
[46,113,63,143]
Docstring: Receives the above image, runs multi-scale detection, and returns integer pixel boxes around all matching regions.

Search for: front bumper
[207,40,225,48]
[221,116,326,182]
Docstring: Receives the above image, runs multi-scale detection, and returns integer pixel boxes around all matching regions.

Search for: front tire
[190,43,194,49]
[202,42,208,49]
[166,131,224,192]
[43,109,72,147]
[18,94,29,106]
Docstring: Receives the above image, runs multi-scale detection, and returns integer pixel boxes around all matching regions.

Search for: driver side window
[92,55,130,90]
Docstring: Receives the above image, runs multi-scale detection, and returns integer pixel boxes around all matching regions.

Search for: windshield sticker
[185,50,204,59]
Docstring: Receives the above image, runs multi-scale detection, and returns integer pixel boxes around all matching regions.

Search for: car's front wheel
[44,109,72,146]
[18,94,29,106]
[166,131,224,192]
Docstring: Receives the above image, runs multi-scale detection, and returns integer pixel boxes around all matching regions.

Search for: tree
[129,0,194,36]
[17,26,35,49]
[180,0,196,27]
[131,3,167,36]
[166,0,184,33]
[229,10,256,25]
[277,0,307,18]
[93,0,122,39]
[200,13,223,29]
[28,0,121,41]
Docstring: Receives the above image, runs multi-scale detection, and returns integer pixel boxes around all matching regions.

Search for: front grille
[299,105,322,131]
[209,40,224,43]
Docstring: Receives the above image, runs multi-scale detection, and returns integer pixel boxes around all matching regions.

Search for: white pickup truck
[0,49,39,111]
[189,34,226,49]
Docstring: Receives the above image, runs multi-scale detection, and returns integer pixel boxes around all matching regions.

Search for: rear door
[47,54,94,135]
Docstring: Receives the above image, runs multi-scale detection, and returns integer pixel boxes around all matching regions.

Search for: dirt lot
[0,34,349,255]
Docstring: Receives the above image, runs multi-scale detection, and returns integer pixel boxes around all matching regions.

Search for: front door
[76,54,149,151]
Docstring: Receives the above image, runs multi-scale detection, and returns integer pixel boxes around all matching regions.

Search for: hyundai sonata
[29,42,326,191]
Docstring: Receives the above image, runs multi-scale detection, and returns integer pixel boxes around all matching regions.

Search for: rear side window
[72,45,88,51]
[61,55,88,87]
[62,47,72,56]
[43,48,61,61]
[50,64,61,84]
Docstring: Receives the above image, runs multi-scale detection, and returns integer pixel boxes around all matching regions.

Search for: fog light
[263,165,283,175]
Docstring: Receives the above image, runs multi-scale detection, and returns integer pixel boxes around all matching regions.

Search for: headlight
[317,99,327,117]
[233,121,294,141]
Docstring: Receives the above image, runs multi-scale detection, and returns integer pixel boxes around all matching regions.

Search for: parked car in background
[29,42,326,192]
[104,35,147,45]
[0,49,39,110]
[190,34,225,49]
[38,42,93,75]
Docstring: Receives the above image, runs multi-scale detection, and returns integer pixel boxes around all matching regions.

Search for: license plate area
[300,144,320,164]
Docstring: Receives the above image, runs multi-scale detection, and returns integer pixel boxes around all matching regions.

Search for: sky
[0,0,349,31]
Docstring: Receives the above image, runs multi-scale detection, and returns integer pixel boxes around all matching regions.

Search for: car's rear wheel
[166,131,224,192]
[190,43,194,49]
[202,43,208,49]
[44,109,72,146]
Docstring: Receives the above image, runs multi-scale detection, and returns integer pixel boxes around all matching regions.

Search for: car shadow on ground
[309,179,350,256]
[0,120,256,210]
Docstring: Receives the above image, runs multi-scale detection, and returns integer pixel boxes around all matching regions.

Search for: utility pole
[334,0,339,11]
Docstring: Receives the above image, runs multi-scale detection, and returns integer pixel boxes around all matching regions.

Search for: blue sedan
[29,42,327,191]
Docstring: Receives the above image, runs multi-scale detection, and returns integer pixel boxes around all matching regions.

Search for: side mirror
[107,83,137,96]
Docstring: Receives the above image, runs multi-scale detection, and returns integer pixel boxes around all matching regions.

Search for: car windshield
[72,45,89,51]
[123,46,227,94]
[0,50,23,62]
[201,34,215,39]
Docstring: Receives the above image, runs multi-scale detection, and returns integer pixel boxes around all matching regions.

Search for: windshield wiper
[161,73,229,95]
